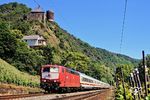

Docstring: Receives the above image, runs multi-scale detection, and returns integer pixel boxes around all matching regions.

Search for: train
[40,64,110,93]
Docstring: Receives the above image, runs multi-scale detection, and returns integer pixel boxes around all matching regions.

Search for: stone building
[46,10,54,22]
[27,6,54,22]
[27,7,45,22]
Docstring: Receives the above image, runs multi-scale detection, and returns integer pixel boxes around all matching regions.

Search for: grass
[0,58,40,87]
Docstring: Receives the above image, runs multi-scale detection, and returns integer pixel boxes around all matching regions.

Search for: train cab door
[65,69,71,87]
[64,68,70,87]
[60,67,65,87]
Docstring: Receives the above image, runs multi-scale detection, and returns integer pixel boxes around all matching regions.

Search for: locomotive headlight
[43,80,46,82]
[54,80,56,82]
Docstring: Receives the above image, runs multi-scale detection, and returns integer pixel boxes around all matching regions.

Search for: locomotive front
[40,65,60,92]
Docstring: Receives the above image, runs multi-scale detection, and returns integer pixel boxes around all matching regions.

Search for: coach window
[66,69,68,73]
[66,69,70,73]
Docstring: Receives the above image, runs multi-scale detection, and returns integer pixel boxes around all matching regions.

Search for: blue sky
[0,0,150,59]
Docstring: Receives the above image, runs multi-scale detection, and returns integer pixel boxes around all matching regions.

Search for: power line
[33,0,40,8]
[120,0,128,53]
[118,1,128,99]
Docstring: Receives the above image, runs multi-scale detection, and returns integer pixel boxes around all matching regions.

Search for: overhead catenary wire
[33,0,40,8]
[118,1,128,100]
[120,0,128,53]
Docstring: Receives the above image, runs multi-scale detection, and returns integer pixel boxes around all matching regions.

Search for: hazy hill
[0,2,139,84]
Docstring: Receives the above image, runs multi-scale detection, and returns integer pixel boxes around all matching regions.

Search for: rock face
[0,83,42,96]
[0,84,27,95]
[0,88,26,95]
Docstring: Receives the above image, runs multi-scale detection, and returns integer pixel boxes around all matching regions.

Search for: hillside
[0,58,39,86]
[0,2,139,84]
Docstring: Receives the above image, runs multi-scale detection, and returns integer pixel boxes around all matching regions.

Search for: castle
[27,6,54,23]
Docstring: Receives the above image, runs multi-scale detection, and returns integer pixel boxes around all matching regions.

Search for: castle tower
[46,10,54,22]
[27,6,45,22]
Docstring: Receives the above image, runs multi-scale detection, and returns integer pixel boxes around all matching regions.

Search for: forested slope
[0,2,139,84]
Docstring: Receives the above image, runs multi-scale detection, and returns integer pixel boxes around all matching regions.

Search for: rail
[0,89,110,100]
[0,93,44,100]
[51,90,104,100]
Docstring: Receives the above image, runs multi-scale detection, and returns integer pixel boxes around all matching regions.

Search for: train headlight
[54,80,56,82]
[43,80,46,82]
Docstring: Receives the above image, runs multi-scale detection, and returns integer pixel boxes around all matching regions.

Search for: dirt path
[99,88,115,100]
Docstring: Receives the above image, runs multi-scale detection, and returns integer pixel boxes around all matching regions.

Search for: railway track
[0,93,44,100]
[0,89,110,100]
[51,90,104,100]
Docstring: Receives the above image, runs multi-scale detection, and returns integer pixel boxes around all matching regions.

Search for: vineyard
[0,58,40,87]
[115,51,150,100]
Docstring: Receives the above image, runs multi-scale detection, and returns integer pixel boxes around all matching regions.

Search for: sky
[0,0,150,59]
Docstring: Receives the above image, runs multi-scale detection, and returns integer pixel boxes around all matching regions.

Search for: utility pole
[142,50,148,97]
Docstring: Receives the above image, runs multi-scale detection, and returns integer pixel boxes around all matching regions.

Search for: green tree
[0,22,18,60]
[62,52,90,73]
[41,44,54,64]
[90,62,114,84]
[12,43,44,75]
[12,20,30,34]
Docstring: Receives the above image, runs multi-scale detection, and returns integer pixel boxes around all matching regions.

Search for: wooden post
[135,68,143,98]
[134,69,142,100]
[146,57,150,89]
[130,73,136,100]
[142,50,148,97]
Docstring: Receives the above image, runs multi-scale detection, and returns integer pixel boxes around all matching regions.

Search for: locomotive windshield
[42,67,59,73]
[43,67,50,72]
[41,65,59,80]
[50,67,59,72]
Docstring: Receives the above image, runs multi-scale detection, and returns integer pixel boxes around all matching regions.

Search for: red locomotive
[40,65,110,92]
